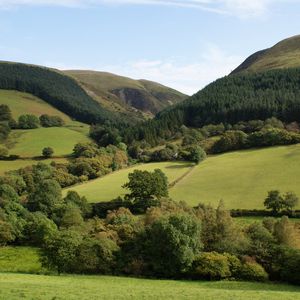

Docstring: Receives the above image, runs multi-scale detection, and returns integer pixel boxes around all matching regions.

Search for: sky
[0,1,300,95]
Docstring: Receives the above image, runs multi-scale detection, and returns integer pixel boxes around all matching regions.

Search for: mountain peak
[232,34,300,74]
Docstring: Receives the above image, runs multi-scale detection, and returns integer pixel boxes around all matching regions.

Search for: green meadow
[170,144,300,209]
[64,161,193,202]
[2,247,299,300]
[0,247,44,274]
[0,90,71,123]
[7,128,90,158]
[0,272,299,300]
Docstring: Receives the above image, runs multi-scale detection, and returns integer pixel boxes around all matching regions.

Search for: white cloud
[47,45,243,95]
[0,0,289,19]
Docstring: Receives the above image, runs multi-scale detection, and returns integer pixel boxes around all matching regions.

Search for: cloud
[47,45,243,95]
[0,0,287,18]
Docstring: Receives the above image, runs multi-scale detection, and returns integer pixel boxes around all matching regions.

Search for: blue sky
[0,0,300,94]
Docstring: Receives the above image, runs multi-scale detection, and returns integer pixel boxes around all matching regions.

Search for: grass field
[0,273,300,300]
[63,162,193,203]
[170,144,300,209]
[0,247,44,274]
[0,90,72,123]
[7,128,90,157]
[0,158,67,175]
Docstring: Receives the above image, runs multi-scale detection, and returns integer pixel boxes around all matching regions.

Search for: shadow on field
[165,163,193,169]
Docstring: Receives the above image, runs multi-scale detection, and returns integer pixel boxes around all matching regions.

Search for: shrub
[239,261,268,282]
[39,114,64,127]
[191,252,231,280]
[18,114,40,129]
[42,147,54,158]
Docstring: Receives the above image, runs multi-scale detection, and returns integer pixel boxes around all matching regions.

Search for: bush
[18,114,40,129]
[239,261,268,282]
[42,147,54,158]
[279,248,300,285]
[212,131,247,153]
[191,252,231,280]
[39,114,64,127]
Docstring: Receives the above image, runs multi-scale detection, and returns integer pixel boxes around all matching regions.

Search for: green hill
[0,61,116,124]
[63,161,193,202]
[129,35,300,144]
[0,89,91,160]
[170,144,300,209]
[0,89,72,123]
[64,144,300,209]
[65,70,187,119]
[7,127,90,158]
[232,35,300,74]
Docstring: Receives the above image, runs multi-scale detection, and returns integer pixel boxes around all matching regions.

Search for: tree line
[0,167,300,285]
[120,68,300,145]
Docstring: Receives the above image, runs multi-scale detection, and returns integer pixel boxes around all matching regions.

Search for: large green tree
[27,179,62,216]
[143,213,202,277]
[123,169,168,205]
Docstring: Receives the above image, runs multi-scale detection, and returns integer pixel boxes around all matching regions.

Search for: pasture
[63,161,193,203]
[0,273,300,300]
[0,90,71,123]
[170,144,300,209]
[0,247,44,274]
[7,127,90,157]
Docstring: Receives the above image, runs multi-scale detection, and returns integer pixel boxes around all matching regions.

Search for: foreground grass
[170,144,300,209]
[64,162,193,203]
[0,273,300,300]
[8,127,90,157]
[0,247,44,274]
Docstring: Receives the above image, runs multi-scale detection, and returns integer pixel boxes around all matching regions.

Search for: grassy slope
[232,35,300,73]
[65,70,186,117]
[63,162,193,203]
[170,144,300,209]
[8,127,90,157]
[0,89,90,160]
[0,90,71,123]
[0,273,299,300]
[0,158,67,175]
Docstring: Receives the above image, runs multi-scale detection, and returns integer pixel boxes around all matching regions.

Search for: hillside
[65,70,187,119]
[0,61,116,124]
[129,35,300,144]
[63,161,193,202]
[64,144,300,209]
[232,35,300,74]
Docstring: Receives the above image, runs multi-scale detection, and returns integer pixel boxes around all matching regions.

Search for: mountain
[64,70,187,119]
[0,61,116,124]
[232,35,300,74]
[127,35,300,144]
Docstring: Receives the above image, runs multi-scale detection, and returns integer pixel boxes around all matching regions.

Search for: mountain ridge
[232,34,300,74]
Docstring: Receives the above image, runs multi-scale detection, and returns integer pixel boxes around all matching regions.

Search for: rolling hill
[232,35,300,74]
[132,35,300,144]
[64,144,300,209]
[65,70,187,119]
[0,89,91,175]
[63,161,193,202]
[0,61,116,124]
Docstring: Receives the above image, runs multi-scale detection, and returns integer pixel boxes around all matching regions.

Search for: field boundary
[169,164,196,189]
